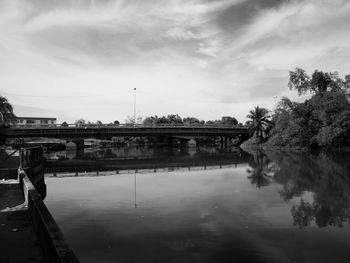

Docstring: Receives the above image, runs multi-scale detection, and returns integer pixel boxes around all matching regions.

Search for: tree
[114,120,120,125]
[96,120,103,126]
[246,106,272,142]
[269,68,350,149]
[0,96,16,124]
[288,68,310,95]
[183,117,199,125]
[206,119,222,125]
[166,114,183,124]
[125,115,143,125]
[75,118,86,127]
[221,116,238,126]
[142,114,184,125]
[143,116,157,125]
[288,68,349,95]
[310,70,332,94]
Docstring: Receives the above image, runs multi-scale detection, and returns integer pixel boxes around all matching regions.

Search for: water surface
[44,147,350,263]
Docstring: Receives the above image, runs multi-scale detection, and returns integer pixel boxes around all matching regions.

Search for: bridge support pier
[187,139,197,148]
[66,139,84,151]
[220,136,230,150]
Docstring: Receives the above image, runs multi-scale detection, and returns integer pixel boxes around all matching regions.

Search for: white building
[16,117,57,126]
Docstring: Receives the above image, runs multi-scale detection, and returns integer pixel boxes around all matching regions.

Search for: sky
[1,0,350,124]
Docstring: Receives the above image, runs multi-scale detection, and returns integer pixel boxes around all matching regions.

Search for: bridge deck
[3,125,249,139]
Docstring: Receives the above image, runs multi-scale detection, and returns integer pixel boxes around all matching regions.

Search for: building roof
[17,117,57,120]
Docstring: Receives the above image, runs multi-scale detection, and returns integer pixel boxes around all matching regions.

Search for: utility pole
[134,88,137,126]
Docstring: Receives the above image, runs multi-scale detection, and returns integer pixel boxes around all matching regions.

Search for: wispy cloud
[0,0,349,123]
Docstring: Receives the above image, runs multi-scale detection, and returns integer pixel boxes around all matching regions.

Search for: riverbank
[240,137,350,153]
[0,183,43,263]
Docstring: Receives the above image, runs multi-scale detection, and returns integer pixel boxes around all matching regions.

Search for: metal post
[134,88,137,126]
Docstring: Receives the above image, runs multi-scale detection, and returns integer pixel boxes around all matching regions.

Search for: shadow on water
[45,145,243,160]
[45,145,250,174]
[246,150,350,229]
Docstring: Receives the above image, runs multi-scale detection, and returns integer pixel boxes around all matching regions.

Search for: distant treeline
[72,115,244,127]
[142,115,243,126]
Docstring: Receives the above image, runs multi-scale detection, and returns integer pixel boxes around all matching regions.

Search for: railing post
[19,148,24,169]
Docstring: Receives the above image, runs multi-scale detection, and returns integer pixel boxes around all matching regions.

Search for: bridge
[0,124,250,149]
[2,124,249,138]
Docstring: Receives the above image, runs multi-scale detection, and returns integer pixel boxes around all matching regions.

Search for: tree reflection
[291,197,350,229]
[290,199,314,229]
[246,152,274,188]
[246,150,350,228]
[267,151,350,228]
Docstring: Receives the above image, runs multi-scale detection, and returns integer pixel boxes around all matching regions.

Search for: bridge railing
[11,123,249,129]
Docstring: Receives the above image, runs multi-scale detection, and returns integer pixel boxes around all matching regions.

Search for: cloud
[197,38,222,56]
[227,0,350,71]
[0,0,350,123]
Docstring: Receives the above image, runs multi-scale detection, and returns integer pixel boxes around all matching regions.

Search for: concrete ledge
[19,169,80,263]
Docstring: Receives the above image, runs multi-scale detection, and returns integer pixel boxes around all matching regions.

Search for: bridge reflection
[45,149,250,177]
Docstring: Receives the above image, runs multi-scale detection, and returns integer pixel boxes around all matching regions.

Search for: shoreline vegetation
[242,68,350,152]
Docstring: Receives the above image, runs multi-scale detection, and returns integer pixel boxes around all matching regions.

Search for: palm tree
[246,106,272,142]
[0,96,16,124]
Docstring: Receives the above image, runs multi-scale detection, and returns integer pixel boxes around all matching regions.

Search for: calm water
[44,146,350,263]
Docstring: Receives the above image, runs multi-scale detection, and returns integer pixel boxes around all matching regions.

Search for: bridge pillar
[220,136,230,150]
[187,139,197,148]
[66,139,84,151]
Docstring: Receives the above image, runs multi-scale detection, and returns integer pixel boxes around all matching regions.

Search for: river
[44,146,350,263]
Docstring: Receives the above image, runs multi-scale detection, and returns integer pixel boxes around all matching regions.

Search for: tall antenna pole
[134,88,137,126]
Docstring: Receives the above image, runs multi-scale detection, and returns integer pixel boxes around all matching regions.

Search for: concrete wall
[19,146,80,263]
[19,169,79,263]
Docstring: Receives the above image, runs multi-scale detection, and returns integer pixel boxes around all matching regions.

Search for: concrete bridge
[1,124,249,149]
[2,124,249,139]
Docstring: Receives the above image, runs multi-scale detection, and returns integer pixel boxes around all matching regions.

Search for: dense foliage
[0,95,16,124]
[267,68,350,149]
[142,114,239,126]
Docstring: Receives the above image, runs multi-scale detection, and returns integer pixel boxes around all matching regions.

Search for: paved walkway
[0,183,43,263]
